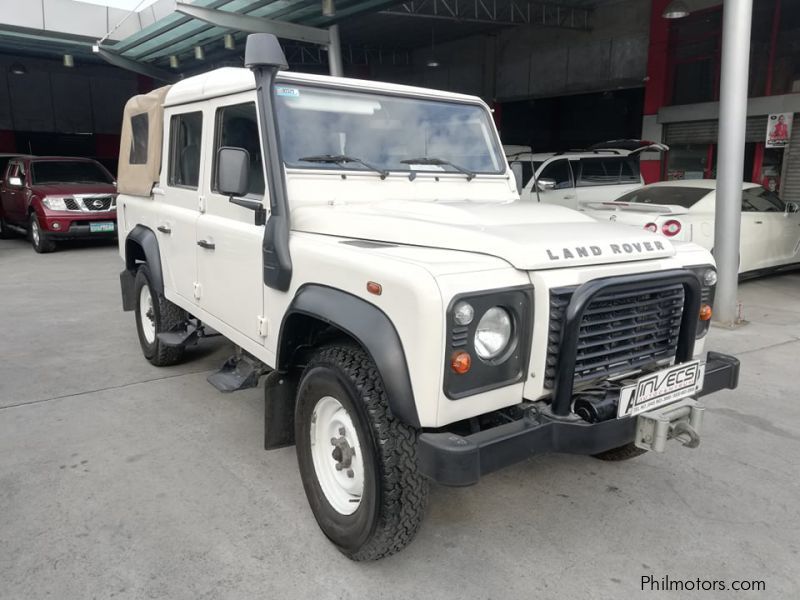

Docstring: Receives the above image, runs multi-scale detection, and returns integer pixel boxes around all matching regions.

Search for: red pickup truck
[0,156,117,253]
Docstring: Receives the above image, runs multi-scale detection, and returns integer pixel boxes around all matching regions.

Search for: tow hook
[634,398,705,452]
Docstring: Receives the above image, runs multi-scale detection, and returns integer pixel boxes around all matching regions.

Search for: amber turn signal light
[699,304,713,321]
[450,351,471,374]
[366,281,382,295]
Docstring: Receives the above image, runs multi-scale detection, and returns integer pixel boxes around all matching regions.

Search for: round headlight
[703,268,718,286]
[453,301,475,326]
[474,307,513,360]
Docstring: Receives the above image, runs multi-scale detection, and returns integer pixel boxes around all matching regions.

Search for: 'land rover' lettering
[546,240,668,261]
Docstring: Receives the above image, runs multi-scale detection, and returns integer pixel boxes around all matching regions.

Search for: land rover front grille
[545,283,685,388]
[81,196,113,211]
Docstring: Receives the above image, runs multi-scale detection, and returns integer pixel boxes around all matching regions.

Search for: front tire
[29,214,55,253]
[134,265,187,366]
[295,345,429,561]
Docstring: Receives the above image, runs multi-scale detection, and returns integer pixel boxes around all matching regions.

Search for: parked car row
[0,154,117,253]
[505,144,800,277]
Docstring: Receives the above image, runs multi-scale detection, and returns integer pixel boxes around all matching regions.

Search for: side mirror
[786,201,799,214]
[217,146,250,197]
[8,176,23,187]
[217,146,266,226]
[536,178,557,192]
[510,162,523,194]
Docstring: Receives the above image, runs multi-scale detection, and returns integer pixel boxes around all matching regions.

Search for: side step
[208,349,271,393]
[157,321,221,348]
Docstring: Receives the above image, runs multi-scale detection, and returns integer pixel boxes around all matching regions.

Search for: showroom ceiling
[0,0,604,75]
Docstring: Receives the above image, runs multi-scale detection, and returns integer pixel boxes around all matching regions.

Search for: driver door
[2,161,28,224]
[195,94,267,344]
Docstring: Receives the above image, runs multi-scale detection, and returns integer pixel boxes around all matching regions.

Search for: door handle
[197,239,215,250]
[755,220,763,224]
[157,225,171,234]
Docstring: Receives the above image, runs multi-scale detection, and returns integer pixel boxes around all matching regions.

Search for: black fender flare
[278,284,420,428]
[124,225,164,294]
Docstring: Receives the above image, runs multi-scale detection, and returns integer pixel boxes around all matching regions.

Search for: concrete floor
[1,236,798,600]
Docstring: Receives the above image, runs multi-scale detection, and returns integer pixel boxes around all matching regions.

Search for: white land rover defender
[117,35,739,560]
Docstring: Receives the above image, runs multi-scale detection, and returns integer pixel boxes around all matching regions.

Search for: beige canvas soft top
[117,85,171,197]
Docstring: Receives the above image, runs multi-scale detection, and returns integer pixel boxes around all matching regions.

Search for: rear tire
[29,214,55,253]
[134,265,187,366]
[295,345,429,561]
[592,442,647,461]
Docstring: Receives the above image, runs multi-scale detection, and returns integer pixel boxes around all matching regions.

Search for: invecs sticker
[276,87,299,97]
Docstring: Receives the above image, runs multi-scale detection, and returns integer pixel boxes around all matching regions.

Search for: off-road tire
[134,264,187,366]
[592,442,648,461]
[29,214,56,253]
[295,344,429,561]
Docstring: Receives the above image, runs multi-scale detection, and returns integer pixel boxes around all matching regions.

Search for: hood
[33,183,117,196]
[292,199,675,270]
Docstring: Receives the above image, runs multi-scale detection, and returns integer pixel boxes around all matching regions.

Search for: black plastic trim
[551,269,701,416]
[124,225,164,294]
[278,284,420,427]
[419,351,739,486]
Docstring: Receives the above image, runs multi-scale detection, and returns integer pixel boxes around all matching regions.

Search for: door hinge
[193,282,202,299]
[257,316,269,338]
[198,195,206,213]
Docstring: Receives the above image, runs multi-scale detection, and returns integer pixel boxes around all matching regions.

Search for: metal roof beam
[174,1,331,45]
[94,46,179,82]
[382,0,592,30]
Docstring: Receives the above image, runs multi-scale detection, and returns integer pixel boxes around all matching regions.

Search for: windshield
[31,161,113,185]
[615,186,711,208]
[274,84,504,176]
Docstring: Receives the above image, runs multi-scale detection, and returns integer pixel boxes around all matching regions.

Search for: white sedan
[582,180,800,275]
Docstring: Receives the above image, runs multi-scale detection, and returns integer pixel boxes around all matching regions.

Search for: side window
[578,157,632,186]
[168,111,203,189]
[520,160,534,188]
[212,102,265,197]
[620,159,641,183]
[743,189,783,212]
[16,162,26,182]
[129,113,149,165]
[539,159,573,189]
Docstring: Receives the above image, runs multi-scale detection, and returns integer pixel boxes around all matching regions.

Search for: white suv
[507,141,668,209]
[115,35,738,560]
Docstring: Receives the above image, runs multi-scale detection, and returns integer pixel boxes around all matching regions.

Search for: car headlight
[702,268,717,286]
[42,197,67,210]
[444,286,533,399]
[475,307,513,360]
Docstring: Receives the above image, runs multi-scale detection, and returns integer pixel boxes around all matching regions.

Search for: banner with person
[766,113,793,148]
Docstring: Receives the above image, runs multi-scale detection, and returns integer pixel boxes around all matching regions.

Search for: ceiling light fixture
[194,46,205,60]
[322,0,335,17]
[427,25,439,68]
[224,33,235,50]
[169,55,179,69]
[63,54,75,68]
[9,63,27,75]
[662,0,690,19]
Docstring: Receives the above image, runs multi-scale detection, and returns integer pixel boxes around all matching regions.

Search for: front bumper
[418,351,739,486]
[41,212,117,239]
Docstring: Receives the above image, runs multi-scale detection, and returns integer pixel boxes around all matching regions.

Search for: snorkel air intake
[245,33,292,292]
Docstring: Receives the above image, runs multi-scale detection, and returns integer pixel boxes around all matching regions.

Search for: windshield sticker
[276,87,299,97]
[406,164,445,172]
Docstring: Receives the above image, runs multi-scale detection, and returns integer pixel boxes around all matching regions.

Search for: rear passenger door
[159,109,203,304]
[195,95,266,344]
[740,188,793,270]
[574,156,642,205]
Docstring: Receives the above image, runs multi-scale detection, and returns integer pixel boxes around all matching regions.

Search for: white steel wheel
[138,283,156,344]
[309,395,365,515]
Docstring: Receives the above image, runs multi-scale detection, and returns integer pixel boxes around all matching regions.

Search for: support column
[714,0,754,326]
[328,24,343,76]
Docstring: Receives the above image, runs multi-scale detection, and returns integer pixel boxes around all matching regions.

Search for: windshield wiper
[400,157,475,181]
[298,154,388,179]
